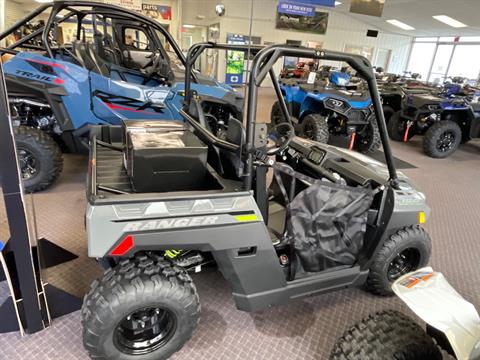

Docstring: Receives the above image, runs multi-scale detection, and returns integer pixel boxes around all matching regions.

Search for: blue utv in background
[271,71,381,154]
[0,1,243,192]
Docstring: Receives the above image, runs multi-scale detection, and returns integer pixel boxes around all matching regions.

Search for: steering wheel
[265,122,295,156]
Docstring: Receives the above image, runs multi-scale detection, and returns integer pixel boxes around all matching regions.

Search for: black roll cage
[0,1,195,82]
[181,42,399,191]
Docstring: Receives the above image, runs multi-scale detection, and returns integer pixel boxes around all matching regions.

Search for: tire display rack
[0,62,81,334]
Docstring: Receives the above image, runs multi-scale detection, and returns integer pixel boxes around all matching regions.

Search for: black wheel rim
[436,130,456,152]
[397,120,406,134]
[114,307,176,355]
[18,148,39,180]
[387,248,421,281]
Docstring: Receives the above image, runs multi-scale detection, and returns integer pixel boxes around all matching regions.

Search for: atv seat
[299,83,371,103]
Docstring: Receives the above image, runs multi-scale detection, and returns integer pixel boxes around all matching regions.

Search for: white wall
[182,0,413,83]
[4,0,31,29]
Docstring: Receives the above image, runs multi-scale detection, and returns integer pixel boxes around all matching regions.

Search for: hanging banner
[142,4,172,21]
[278,1,315,16]
[349,0,385,17]
[104,0,142,11]
[286,0,335,7]
[276,8,329,34]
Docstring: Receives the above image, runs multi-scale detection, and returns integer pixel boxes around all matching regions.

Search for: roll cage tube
[244,44,399,190]
[181,42,294,157]
[0,1,188,74]
[183,42,264,109]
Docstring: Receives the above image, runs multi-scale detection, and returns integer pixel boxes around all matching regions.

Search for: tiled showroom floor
[1,88,480,359]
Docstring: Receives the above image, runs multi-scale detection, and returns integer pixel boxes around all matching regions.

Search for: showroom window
[123,28,150,51]
[407,36,480,82]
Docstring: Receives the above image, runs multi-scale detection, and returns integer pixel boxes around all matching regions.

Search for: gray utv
[82,43,432,359]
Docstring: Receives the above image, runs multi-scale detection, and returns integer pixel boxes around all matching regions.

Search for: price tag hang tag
[307,71,317,84]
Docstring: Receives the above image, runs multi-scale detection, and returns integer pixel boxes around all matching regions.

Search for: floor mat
[369,151,417,169]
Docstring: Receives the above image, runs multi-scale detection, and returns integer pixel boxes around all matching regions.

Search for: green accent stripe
[234,214,258,222]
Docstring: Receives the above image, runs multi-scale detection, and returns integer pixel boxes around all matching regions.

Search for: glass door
[428,44,454,84]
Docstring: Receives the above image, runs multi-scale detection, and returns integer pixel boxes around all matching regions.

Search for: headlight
[325,98,351,112]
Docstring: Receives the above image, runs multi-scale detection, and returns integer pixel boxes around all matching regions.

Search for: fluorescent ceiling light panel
[335,1,342,5]
[432,15,467,28]
[386,19,415,31]
[183,24,196,28]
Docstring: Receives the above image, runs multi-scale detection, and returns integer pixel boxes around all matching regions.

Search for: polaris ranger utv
[82,44,432,359]
[0,1,244,192]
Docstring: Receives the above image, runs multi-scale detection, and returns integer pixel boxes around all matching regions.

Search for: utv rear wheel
[14,126,63,193]
[423,120,462,158]
[355,116,381,154]
[300,113,329,143]
[387,112,414,142]
[366,226,431,296]
[82,254,200,360]
[330,310,443,360]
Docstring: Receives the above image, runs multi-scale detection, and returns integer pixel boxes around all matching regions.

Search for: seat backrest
[72,40,100,73]
[86,42,110,77]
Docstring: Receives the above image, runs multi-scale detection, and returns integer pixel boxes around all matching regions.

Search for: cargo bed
[87,137,245,206]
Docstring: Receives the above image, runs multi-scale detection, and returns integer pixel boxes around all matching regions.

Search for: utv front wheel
[14,126,63,193]
[300,113,329,143]
[82,254,200,360]
[330,310,443,360]
[423,120,462,158]
[366,226,431,296]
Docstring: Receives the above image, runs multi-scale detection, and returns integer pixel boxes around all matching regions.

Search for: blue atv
[388,82,480,158]
[271,71,381,154]
[0,1,243,192]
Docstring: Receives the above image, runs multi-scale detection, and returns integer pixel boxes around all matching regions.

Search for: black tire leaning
[82,253,200,360]
[387,112,413,142]
[300,113,329,143]
[366,226,431,296]
[14,126,63,193]
[423,120,462,158]
[330,310,443,360]
[270,100,287,126]
[355,116,381,154]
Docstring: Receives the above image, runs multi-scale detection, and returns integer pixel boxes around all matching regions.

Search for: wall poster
[225,34,261,85]
[276,0,329,35]
[141,4,172,21]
